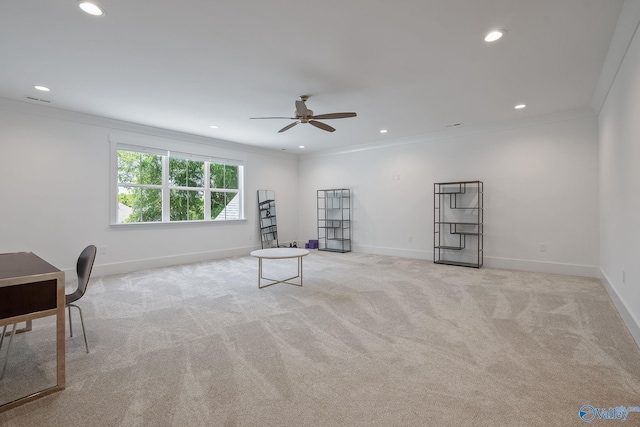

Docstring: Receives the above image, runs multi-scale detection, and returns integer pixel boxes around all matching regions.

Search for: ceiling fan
[250,95,357,133]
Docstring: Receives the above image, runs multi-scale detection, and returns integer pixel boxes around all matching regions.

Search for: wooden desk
[0,252,65,412]
[250,248,309,288]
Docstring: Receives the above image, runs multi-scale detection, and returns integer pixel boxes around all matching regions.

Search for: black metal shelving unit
[317,189,351,253]
[434,181,483,268]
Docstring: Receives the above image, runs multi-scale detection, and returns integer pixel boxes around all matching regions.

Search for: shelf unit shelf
[434,181,483,268]
[317,189,351,253]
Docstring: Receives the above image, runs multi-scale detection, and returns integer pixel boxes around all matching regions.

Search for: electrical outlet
[100,246,107,254]
[408,235,413,242]
[249,234,253,240]
[623,270,626,284]
[539,243,547,252]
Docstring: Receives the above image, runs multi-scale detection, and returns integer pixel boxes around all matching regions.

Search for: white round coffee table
[250,248,310,288]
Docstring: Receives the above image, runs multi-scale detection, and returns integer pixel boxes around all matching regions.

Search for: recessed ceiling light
[380,129,388,134]
[484,30,504,42]
[299,145,305,149]
[514,104,526,109]
[34,85,50,92]
[209,125,219,129]
[79,2,105,16]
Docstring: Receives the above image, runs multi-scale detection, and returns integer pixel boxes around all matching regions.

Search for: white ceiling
[0,0,626,153]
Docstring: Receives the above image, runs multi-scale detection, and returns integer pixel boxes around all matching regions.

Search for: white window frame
[111,140,245,225]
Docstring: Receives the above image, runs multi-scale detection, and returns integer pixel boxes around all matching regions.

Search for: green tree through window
[117,151,162,222]
[169,157,205,221]
[116,148,243,223]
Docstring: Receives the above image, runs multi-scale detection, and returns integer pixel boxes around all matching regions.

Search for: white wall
[0,99,603,280]
[0,99,299,278]
[298,115,600,277]
[598,16,640,344]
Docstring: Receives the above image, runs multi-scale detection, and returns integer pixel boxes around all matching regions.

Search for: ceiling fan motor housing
[298,109,313,122]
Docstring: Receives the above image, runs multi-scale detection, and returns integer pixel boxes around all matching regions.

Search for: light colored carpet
[1,251,639,426]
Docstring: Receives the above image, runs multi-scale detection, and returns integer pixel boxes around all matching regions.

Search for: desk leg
[56,288,66,389]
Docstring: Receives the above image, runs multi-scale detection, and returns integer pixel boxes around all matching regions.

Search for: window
[115,145,243,224]
[169,157,205,221]
[210,163,240,220]
[117,151,163,223]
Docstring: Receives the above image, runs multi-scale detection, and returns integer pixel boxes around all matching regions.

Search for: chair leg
[1,324,17,379]
[68,304,89,353]
[68,305,74,337]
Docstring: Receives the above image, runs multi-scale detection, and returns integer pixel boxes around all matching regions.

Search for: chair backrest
[76,245,97,298]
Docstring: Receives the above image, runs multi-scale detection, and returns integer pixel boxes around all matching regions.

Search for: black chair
[66,245,97,353]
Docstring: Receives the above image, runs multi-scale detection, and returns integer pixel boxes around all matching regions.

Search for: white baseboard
[85,244,601,281]
[352,245,600,277]
[352,244,431,260]
[483,256,600,278]
[63,246,257,280]
[599,269,640,349]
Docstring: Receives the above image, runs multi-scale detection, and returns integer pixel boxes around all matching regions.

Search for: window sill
[110,218,247,227]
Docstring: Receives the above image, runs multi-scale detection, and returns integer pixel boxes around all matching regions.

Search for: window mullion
[204,162,211,219]
[162,155,170,222]
[238,165,244,219]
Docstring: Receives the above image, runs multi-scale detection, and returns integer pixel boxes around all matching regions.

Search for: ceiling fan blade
[250,116,296,120]
[309,120,336,132]
[311,112,357,120]
[278,121,299,133]
[295,99,309,117]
